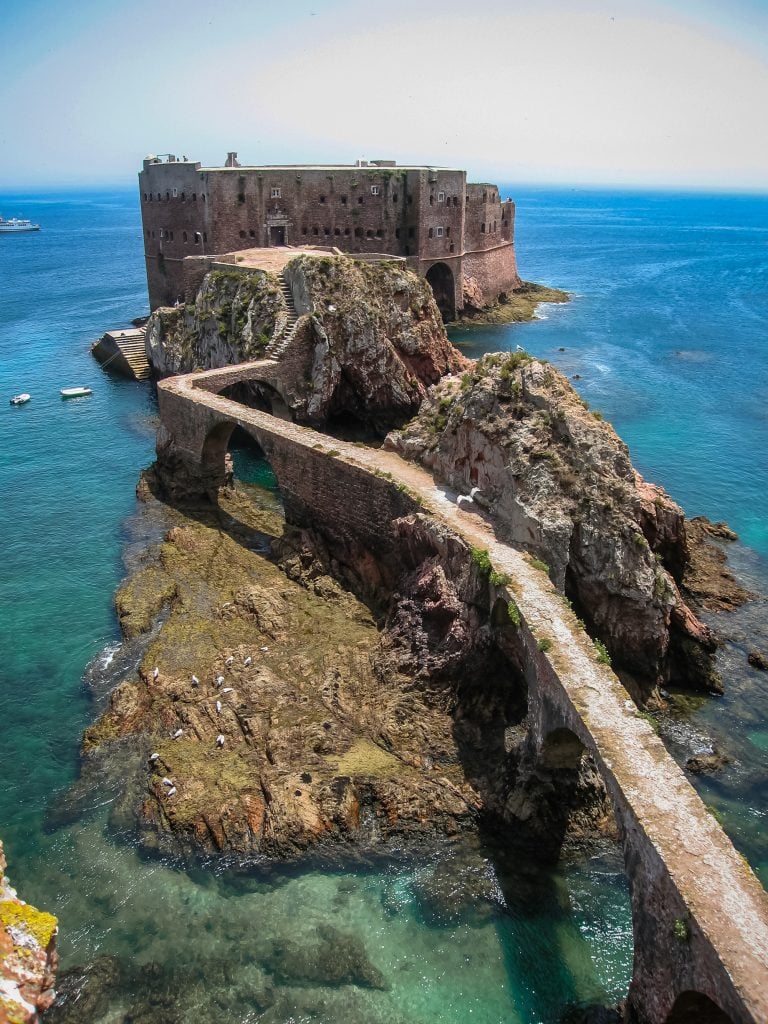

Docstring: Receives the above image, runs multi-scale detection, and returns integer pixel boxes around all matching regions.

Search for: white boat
[0,216,40,233]
[10,393,31,405]
[60,386,93,398]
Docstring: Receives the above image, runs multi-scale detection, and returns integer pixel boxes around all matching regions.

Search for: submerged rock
[263,924,387,990]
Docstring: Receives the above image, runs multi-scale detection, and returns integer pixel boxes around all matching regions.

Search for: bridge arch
[425,262,456,322]
[200,418,279,497]
[664,992,734,1024]
[539,726,586,772]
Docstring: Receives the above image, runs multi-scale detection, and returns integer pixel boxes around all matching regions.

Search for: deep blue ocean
[0,186,765,1023]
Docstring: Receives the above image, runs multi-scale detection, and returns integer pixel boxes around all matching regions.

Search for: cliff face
[145,256,468,430]
[387,353,721,701]
[145,269,284,376]
[0,841,57,1024]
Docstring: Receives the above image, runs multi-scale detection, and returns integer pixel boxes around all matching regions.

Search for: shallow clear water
[0,186,765,1022]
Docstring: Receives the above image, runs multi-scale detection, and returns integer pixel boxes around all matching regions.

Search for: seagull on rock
[149,752,159,763]
[152,667,159,680]
[166,786,177,797]
[225,656,234,667]
[215,700,222,714]
[171,728,184,739]
[191,675,200,687]
[215,675,224,686]
[222,687,234,694]
[161,777,174,787]
[244,656,252,667]
[216,734,225,747]
[260,646,269,653]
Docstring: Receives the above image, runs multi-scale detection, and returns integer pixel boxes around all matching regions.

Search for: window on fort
[494,221,497,232]
[202,194,206,202]
[344,227,350,235]
[453,196,458,206]
[249,230,256,237]
[429,195,434,206]
[437,191,445,202]
[143,193,147,201]
[354,227,362,237]
[271,187,282,198]
[239,230,246,238]
[313,227,319,235]
[366,229,374,238]
[183,231,187,242]
[408,227,415,238]
[334,228,341,235]
[358,196,364,204]
[324,227,330,235]
[172,188,178,198]
[340,195,347,205]
[370,185,380,195]
[483,191,487,201]
[450,243,455,253]
[392,193,398,202]
[481,223,485,232]
[408,195,413,204]
[192,193,197,201]
[395,228,400,239]
[319,195,326,203]
[194,233,201,244]
[376,228,383,237]
[203,232,207,242]
[436,227,443,237]
[159,229,164,239]
[302,226,307,235]
[428,228,433,238]
[166,192,170,200]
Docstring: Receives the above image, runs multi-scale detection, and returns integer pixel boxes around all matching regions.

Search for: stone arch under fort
[425,261,457,322]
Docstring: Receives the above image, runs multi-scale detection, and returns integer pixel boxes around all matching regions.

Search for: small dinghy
[60,386,93,398]
[10,393,31,406]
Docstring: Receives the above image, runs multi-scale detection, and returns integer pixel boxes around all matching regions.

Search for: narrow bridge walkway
[158,367,768,1024]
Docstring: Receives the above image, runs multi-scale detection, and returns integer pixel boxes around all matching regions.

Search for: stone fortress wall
[138,154,521,315]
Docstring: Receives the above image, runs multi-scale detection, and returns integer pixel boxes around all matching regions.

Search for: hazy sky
[2,0,767,190]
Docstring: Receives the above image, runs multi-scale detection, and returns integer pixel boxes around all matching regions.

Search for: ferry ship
[0,215,40,233]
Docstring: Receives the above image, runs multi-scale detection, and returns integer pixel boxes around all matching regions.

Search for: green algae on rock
[455,281,570,326]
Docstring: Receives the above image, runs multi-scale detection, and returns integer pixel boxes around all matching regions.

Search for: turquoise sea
[0,186,765,1022]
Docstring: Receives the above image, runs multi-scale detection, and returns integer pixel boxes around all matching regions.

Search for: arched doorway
[425,262,456,322]
[665,992,733,1024]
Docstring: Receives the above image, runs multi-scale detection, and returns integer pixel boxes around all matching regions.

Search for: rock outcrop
[386,353,727,701]
[145,256,468,431]
[0,841,57,1024]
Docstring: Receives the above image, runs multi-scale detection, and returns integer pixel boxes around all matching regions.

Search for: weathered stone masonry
[155,363,768,1024]
[138,154,521,316]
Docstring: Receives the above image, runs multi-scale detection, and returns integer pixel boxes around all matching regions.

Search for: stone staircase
[265,274,300,359]
[116,328,152,380]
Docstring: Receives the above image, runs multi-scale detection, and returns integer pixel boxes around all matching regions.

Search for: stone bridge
[156,363,768,1024]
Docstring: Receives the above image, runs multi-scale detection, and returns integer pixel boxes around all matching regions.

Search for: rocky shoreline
[453,280,570,326]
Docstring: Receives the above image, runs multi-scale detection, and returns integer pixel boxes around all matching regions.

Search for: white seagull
[216,734,225,747]
[470,487,482,499]
[171,728,184,739]
[149,752,159,762]
[456,493,473,507]
[225,656,234,667]
[222,687,234,694]
[191,675,200,687]
[243,656,252,667]
[215,700,222,714]
[152,667,159,680]
[161,777,174,787]
[166,786,177,797]
[215,675,224,686]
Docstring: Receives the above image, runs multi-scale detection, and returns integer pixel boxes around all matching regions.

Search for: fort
[138,153,521,317]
